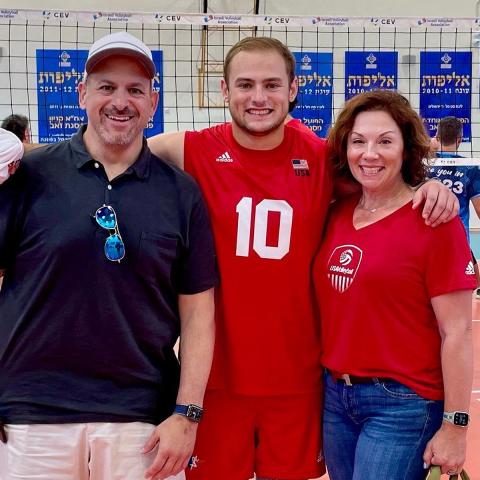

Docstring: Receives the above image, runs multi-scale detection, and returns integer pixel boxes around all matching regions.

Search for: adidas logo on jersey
[465,261,475,275]
[216,152,233,163]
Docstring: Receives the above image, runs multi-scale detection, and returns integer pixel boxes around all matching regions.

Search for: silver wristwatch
[443,411,470,427]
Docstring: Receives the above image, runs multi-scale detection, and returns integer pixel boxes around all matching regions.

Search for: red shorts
[185,389,325,480]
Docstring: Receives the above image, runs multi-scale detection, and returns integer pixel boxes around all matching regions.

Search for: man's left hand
[143,414,198,480]
[412,179,459,227]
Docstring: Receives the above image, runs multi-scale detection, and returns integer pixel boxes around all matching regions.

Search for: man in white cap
[0,127,23,185]
[0,128,23,290]
[0,32,217,480]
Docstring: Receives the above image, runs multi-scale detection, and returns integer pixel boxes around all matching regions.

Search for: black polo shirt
[0,126,217,425]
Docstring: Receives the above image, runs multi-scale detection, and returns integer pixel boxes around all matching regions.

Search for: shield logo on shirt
[327,244,363,293]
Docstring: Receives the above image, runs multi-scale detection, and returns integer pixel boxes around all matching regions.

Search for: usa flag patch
[292,159,309,170]
[292,159,310,176]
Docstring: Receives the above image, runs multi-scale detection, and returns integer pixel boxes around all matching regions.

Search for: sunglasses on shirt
[94,205,125,263]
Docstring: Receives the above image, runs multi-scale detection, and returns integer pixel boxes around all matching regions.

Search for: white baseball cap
[0,128,24,185]
[85,32,156,79]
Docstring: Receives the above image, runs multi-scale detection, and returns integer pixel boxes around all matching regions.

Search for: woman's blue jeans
[323,370,443,480]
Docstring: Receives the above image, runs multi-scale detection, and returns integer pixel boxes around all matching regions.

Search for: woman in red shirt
[314,90,475,479]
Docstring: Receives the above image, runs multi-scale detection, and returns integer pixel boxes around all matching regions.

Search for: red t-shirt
[286,118,317,138]
[314,197,476,400]
[185,123,332,395]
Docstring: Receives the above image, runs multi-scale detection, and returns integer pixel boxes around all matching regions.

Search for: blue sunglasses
[94,205,125,262]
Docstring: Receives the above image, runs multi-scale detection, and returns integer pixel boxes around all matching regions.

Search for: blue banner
[149,51,164,137]
[291,52,333,138]
[345,51,398,100]
[419,51,471,142]
[36,49,163,143]
[36,49,87,143]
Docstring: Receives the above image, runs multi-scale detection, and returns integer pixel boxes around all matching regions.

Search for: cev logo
[371,17,396,25]
[53,11,69,18]
[275,16,290,24]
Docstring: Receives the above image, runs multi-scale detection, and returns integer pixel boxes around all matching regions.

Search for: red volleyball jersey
[286,118,318,138]
[314,197,476,400]
[185,123,332,395]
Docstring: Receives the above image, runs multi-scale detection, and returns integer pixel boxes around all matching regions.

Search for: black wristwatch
[173,404,204,423]
[443,411,470,427]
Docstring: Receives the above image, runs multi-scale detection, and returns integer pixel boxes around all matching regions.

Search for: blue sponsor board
[36,49,87,143]
[291,52,333,138]
[419,51,471,142]
[36,49,163,143]
[345,51,397,100]
[148,50,164,137]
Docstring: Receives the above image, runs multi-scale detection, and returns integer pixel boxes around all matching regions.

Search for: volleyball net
[1,9,479,157]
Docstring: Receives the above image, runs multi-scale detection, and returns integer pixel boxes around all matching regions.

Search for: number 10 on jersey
[235,197,293,260]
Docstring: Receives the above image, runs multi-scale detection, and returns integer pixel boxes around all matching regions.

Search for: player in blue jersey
[429,116,480,293]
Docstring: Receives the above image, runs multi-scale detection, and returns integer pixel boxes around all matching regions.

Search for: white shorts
[0,422,185,480]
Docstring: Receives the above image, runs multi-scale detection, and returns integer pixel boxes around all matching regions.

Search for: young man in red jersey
[147,37,457,480]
